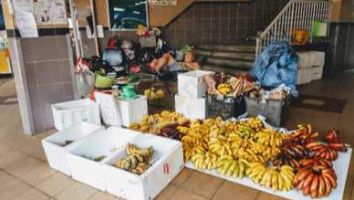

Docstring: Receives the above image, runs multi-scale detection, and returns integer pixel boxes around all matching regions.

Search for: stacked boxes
[175,70,214,120]
[297,51,325,85]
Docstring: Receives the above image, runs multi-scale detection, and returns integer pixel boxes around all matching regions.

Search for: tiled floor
[1,72,354,200]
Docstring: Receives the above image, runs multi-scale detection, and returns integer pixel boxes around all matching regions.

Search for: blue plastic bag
[251,41,299,97]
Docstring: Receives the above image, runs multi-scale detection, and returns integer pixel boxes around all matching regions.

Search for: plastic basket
[206,95,246,120]
[139,32,157,48]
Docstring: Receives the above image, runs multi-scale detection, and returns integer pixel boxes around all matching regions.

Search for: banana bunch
[217,155,249,178]
[114,144,154,175]
[294,165,337,198]
[217,84,232,95]
[183,145,206,161]
[247,162,294,191]
[256,129,284,147]
[285,124,319,145]
[128,111,188,135]
[209,135,233,156]
[306,142,338,161]
[191,151,218,170]
[245,117,264,133]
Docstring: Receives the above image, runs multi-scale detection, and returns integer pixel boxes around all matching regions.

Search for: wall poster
[149,0,177,6]
[107,0,148,30]
[33,0,67,25]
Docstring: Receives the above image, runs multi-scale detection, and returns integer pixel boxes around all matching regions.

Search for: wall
[163,0,289,48]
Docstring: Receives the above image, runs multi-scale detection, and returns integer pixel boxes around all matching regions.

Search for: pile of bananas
[294,165,337,198]
[217,84,232,95]
[114,144,154,175]
[191,150,218,170]
[306,142,338,161]
[144,87,165,101]
[247,162,294,191]
[129,111,189,134]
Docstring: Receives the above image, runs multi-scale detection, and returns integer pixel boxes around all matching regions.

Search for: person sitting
[149,51,200,73]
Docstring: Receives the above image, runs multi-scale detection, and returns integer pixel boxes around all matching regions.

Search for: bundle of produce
[128,111,189,135]
[204,73,258,97]
[113,144,154,175]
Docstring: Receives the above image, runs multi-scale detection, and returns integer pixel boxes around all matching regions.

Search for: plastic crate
[206,95,246,120]
[67,127,139,191]
[41,122,103,176]
[245,97,290,127]
[52,99,101,131]
[102,134,184,200]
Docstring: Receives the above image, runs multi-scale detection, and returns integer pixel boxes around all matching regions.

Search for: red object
[107,38,119,49]
[129,64,141,73]
[163,163,169,174]
[90,89,95,101]
[143,31,150,37]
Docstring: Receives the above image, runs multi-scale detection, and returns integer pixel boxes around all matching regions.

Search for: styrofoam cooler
[94,92,123,127]
[175,95,206,120]
[52,99,101,130]
[102,134,184,200]
[312,51,325,67]
[312,65,324,81]
[67,127,139,191]
[116,95,148,127]
[42,122,103,176]
[297,51,312,69]
[178,70,214,99]
[297,68,312,85]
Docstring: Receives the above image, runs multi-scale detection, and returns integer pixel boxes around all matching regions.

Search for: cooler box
[178,70,214,99]
[312,51,325,67]
[102,134,184,200]
[312,65,324,81]
[175,95,206,120]
[297,68,312,85]
[52,99,101,130]
[67,127,139,191]
[42,122,103,176]
[116,95,148,127]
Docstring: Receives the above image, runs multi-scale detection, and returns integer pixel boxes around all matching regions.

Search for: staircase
[195,0,331,73]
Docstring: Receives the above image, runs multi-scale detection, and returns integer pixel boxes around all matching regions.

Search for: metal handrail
[256,0,331,56]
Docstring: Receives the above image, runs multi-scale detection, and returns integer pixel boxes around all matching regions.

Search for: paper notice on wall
[33,0,67,25]
[16,11,39,38]
[12,0,33,12]
[149,0,177,6]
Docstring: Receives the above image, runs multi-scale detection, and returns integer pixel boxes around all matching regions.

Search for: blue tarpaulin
[251,41,299,97]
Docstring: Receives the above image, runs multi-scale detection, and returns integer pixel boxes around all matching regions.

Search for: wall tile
[30,37,60,61]
[25,63,37,87]
[35,61,62,85]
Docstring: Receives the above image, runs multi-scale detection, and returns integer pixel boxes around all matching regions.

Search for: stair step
[204,57,253,70]
[196,44,256,53]
[194,49,255,61]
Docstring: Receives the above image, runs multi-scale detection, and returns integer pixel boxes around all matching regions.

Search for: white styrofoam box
[67,127,139,191]
[52,99,101,130]
[312,65,324,81]
[102,134,184,200]
[178,70,214,99]
[312,51,325,66]
[175,95,206,120]
[116,95,148,127]
[297,68,312,85]
[94,92,123,127]
[186,148,352,200]
[297,51,312,69]
[42,122,103,176]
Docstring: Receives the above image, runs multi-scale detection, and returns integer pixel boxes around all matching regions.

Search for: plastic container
[116,95,148,127]
[175,95,206,120]
[206,95,246,120]
[52,99,101,131]
[41,122,103,176]
[245,97,290,127]
[178,70,214,99]
[102,134,184,200]
[67,127,139,191]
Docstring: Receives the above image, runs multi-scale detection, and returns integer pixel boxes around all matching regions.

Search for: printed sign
[149,0,177,5]
[33,0,67,25]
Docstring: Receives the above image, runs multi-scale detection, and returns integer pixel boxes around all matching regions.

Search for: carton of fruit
[42,122,103,176]
[66,127,139,191]
[178,70,214,99]
[102,134,184,200]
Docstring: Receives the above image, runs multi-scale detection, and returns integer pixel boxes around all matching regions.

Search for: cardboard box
[42,122,103,176]
[178,70,214,99]
[116,95,148,127]
[297,68,312,85]
[67,127,139,191]
[175,95,206,120]
[102,134,184,200]
[52,99,101,130]
[312,65,324,81]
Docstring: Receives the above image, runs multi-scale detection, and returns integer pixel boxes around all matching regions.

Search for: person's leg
[153,53,171,73]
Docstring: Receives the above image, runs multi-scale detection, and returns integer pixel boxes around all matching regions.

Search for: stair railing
[256,0,331,57]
